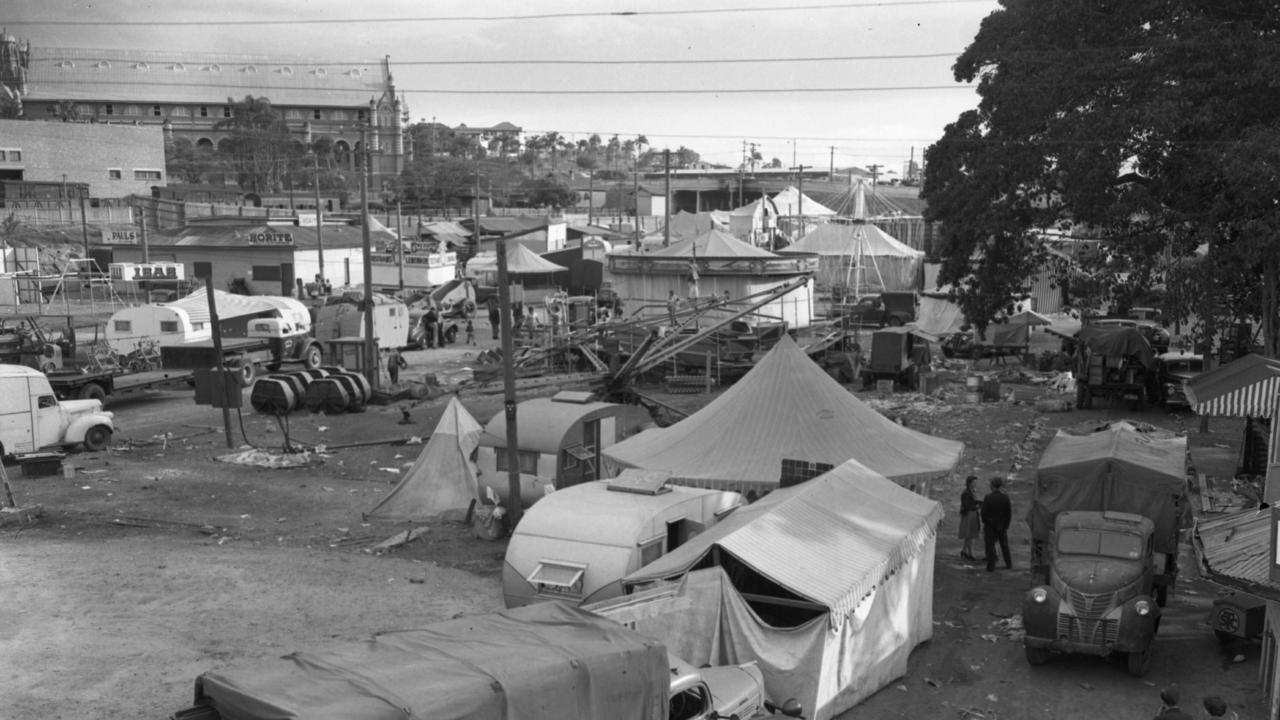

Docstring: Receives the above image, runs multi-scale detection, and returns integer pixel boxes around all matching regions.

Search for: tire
[82,424,111,452]
[461,300,476,317]
[235,363,256,387]
[302,344,323,370]
[1126,644,1153,677]
[888,316,904,327]
[1024,645,1049,666]
[77,383,107,404]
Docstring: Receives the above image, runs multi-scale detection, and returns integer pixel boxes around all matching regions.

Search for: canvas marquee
[602,459,942,720]
[602,334,963,494]
[781,221,923,295]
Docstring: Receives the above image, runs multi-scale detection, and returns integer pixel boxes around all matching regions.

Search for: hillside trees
[213,95,299,194]
[924,0,1280,350]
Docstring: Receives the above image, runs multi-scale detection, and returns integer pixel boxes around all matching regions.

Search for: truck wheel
[78,383,107,403]
[888,316,904,327]
[302,344,323,370]
[1024,645,1049,666]
[82,424,112,452]
[1126,644,1153,677]
[236,363,256,387]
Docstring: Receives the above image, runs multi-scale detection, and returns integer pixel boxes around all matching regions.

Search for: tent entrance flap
[529,560,587,593]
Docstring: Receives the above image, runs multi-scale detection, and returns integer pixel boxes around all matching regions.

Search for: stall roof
[1185,353,1280,418]
[1193,508,1279,601]
[623,458,942,623]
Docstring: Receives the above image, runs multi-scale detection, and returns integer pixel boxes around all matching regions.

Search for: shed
[475,392,653,507]
[502,471,743,608]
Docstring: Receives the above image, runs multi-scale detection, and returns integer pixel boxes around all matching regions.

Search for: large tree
[924,1,1280,350]
[213,95,300,194]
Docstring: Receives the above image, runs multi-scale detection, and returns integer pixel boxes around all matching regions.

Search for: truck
[43,367,196,404]
[1021,422,1188,677]
[160,316,324,386]
[860,326,932,390]
[830,291,917,329]
[0,364,114,457]
[1072,325,1157,409]
[169,601,802,720]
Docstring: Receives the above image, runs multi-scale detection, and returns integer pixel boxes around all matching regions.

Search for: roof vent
[313,68,326,77]
[170,63,185,71]
[278,66,293,76]
[133,62,149,70]
[56,60,74,69]
[93,60,110,70]
[347,68,361,77]
[606,469,673,495]
[243,65,257,73]
[551,390,594,404]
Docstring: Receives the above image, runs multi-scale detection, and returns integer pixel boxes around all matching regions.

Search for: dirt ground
[1,323,1270,720]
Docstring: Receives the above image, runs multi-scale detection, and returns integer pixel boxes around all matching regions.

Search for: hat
[1160,686,1179,706]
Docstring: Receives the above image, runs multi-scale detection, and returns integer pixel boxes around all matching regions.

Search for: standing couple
[959,475,1012,572]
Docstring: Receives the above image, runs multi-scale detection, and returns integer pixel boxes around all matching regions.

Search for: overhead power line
[27,52,961,67]
[6,1,994,27]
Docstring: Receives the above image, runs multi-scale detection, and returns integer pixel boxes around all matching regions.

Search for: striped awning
[1185,354,1280,418]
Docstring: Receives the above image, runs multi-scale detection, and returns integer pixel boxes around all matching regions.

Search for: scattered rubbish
[374,526,430,551]
[925,678,941,688]
[1234,654,1246,663]
[1079,682,1093,690]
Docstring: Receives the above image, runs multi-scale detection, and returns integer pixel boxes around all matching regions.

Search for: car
[830,292,917,329]
[1154,351,1205,409]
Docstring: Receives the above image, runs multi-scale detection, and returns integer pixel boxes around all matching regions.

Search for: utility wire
[7,0,995,27]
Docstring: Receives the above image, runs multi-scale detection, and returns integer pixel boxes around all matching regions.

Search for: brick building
[0,31,406,190]
[0,117,165,199]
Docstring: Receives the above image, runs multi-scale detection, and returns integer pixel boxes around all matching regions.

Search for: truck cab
[0,364,113,457]
[1022,510,1161,677]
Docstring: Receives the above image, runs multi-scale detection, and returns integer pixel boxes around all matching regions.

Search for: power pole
[587,169,594,226]
[829,146,836,177]
[791,165,810,241]
[395,200,404,294]
[495,233,523,523]
[867,163,883,187]
[360,125,378,389]
[663,149,671,248]
[313,152,325,284]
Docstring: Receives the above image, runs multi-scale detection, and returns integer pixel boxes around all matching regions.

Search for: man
[487,297,501,340]
[981,476,1013,572]
[666,290,679,326]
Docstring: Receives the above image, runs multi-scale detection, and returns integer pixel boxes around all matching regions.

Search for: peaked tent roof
[1185,353,1280,418]
[366,397,484,520]
[504,242,570,274]
[782,221,922,258]
[649,228,776,258]
[603,335,963,488]
[663,211,725,240]
[769,185,838,217]
[623,458,943,625]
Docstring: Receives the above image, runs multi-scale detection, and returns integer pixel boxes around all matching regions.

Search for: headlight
[1135,600,1151,616]
[1031,588,1048,604]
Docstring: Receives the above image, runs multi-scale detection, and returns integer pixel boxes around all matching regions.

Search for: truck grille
[1067,589,1115,620]
[1057,615,1118,644]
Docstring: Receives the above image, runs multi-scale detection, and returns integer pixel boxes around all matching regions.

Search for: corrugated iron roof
[24,46,389,107]
[1193,508,1279,599]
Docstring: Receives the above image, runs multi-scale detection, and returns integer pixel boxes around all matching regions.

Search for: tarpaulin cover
[603,335,963,491]
[913,295,966,337]
[979,323,1030,347]
[1078,326,1156,368]
[366,396,483,521]
[1028,422,1187,554]
[193,602,669,720]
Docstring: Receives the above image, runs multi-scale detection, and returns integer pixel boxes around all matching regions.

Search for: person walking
[487,298,501,340]
[981,476,1013,572]
[465,318,476,345]
[958,475,982,562]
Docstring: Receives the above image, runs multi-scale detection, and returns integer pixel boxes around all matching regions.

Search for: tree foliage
[923,1,1280,350]
[213,95,300,194]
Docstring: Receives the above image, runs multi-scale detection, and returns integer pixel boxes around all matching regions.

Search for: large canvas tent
[728,196,777,244]
[608,459,943,720]
[648,227,776,259]
[1027,421,1187,555]
[781,221,923,296]
[603,335,963,495]
[366,397,483,520]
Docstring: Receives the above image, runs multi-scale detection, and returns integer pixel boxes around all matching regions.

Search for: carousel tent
[366,397,484,520]
[648,227,776,258]
[781,221,923,295]
[603,335,963,495]
[612,459,943,720]
[768,185,839,218]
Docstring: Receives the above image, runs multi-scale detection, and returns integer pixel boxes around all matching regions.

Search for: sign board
[297,212,319,227]
[102,227,140,245]
[109,262,185,282]
[246,230,295,246]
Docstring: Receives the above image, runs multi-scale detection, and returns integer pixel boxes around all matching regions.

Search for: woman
[959,475,982,561]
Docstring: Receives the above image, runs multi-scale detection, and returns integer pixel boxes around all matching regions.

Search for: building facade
[0,117,165,199]
[0,32,406,190]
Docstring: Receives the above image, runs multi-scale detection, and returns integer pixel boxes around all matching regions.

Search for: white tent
[728,196,778,244]
[769,185,838,218]
[366,397,483,520]
[600,459,942,720]
[781,181,923,296]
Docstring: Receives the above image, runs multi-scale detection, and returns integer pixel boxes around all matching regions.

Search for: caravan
[502,471,743,608]
[105,290,313,356]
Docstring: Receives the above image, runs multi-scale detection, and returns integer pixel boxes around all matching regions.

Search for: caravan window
[160,321,178,333]
[114,320,132,333]
[496,448,538,474]
[639,538,664,567]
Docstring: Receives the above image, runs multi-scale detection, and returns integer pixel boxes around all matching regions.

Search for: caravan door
[0,374,36,454]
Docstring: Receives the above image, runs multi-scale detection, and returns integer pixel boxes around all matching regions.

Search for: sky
[4,0,1002,176]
